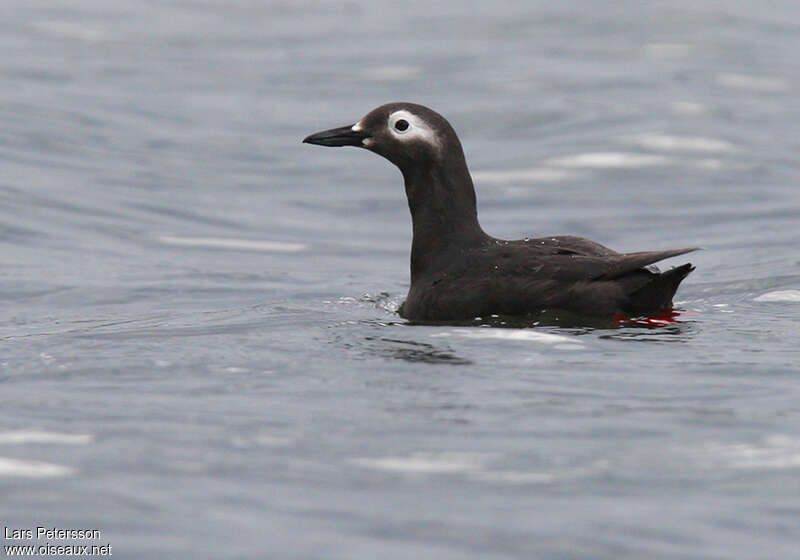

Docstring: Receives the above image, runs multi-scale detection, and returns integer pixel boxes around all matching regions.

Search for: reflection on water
[327,304,698,367]
[328,318,472,365]
[597,321,696,343]
[363,337,472,365]
[405,307,696,332]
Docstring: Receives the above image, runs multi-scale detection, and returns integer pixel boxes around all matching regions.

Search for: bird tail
[625,263,695,313]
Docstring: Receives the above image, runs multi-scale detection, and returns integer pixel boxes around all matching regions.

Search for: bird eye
[394,119,409,132]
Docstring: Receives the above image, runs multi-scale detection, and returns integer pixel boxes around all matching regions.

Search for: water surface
[2,1,800,558]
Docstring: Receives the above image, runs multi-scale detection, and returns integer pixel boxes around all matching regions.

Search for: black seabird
[303,102,696,321]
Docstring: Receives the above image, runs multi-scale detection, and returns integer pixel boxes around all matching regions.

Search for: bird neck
[401,154,488,282]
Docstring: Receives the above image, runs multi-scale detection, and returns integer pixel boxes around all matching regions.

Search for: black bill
[302,124,366,147]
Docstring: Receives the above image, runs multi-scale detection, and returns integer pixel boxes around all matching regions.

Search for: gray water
[2,1,800,558]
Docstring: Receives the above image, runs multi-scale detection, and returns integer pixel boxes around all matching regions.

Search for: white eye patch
[387,110,441,151]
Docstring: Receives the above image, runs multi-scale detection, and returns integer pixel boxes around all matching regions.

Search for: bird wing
[470,244,697,282]
[525,235,620,257]
[591,248,699,280]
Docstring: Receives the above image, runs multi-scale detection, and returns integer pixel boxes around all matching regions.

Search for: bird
[303,102,696,322]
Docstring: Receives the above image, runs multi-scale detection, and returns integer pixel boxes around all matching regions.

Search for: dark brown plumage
[304,102,696,321]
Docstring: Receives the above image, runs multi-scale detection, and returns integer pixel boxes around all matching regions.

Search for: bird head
[303,102,460,170]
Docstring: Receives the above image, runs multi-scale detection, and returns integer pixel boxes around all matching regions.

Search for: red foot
[612,309,684,326]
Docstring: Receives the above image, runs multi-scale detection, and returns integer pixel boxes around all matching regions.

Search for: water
[2,1,799,558]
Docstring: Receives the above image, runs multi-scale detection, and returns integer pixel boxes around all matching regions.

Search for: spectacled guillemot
[303,102,696,321]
